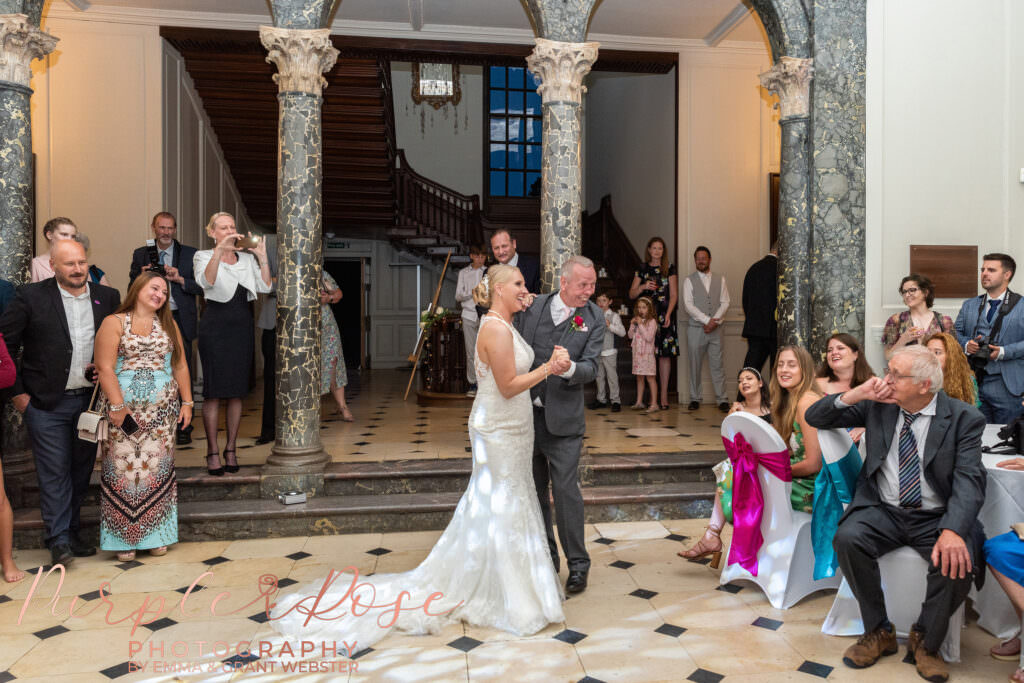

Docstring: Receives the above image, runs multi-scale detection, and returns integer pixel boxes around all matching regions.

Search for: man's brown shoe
[907,628,949,682]
[843,623,898,668]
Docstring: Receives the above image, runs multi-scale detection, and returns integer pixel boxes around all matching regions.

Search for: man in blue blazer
[129,211,202,443]
[953,252,1024,424]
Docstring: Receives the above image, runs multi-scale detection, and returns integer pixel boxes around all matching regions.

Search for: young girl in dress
[629,296,659,413]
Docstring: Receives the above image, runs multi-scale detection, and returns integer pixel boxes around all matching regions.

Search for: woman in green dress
[769,346,824,512]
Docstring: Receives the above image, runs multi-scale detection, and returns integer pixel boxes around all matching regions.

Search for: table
[974,425,1024,639]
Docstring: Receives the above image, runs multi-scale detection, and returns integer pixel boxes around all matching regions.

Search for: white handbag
[76,382,107,443]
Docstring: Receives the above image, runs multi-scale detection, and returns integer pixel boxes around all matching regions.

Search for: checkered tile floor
[0,520,1012,681]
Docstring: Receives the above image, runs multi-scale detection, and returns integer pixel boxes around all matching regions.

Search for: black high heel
[206,452,224,477]
[223,448,239,474]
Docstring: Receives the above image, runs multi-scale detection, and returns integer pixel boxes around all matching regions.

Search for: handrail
[379,58,397,168]
[582,194,642,290]
[394,149,483,248]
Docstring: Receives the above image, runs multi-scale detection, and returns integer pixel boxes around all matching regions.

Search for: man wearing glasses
[805,345,986,683]
[953,253,1024,424]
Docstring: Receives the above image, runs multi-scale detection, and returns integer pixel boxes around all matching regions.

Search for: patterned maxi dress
[320,271,348,395]
[99,314,179,551]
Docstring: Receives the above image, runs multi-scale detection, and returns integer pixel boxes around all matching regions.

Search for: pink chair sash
[723,433,792,576]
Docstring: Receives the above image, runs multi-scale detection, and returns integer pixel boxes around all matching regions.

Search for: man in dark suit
[516,255,603,594]
[805,345,986,682]
[741,245,777,373]
[0,239,120,566]
[490,228,540,294]
[129,211,201,444]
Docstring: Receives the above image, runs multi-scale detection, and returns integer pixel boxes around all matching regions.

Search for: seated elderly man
[805,344,986,683]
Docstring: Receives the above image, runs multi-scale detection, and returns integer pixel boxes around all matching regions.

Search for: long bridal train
[271,315,564,649]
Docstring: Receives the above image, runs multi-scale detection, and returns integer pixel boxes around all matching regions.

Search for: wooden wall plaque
[908,245,977,299]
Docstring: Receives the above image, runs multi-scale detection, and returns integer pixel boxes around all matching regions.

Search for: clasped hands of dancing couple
[272,258,603,650]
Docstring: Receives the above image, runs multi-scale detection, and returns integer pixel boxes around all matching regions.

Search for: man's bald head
[51,239,89,293]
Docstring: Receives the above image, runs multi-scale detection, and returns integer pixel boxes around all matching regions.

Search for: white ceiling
[77,0,768,44]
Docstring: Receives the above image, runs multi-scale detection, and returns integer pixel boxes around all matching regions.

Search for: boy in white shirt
[454,245,487,396]
[589,292,626,411]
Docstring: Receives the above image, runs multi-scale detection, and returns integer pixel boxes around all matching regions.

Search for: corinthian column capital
[759,56,813,120]
[526,37,599,105]
[0,14,57,88]
[259,26,339,95]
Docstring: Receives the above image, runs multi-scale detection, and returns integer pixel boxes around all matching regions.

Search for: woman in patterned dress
[320,270,353,421]
[94,271,193,561]
[628,237,678,409]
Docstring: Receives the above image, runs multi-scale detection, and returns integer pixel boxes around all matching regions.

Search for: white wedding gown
[271,314,564,651]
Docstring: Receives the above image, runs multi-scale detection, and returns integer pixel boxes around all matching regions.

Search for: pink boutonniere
[570,314,588,332]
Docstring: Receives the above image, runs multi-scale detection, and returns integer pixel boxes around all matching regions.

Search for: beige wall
[676,44,779,400]
[29,17,252,294]
[864,0,1024,372]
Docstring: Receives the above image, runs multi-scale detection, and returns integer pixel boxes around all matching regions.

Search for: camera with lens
[145,239,166,277]
[969,335,991,370]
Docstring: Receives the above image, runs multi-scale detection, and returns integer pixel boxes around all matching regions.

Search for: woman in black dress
[628,236,678,409]
[194,212,272,475]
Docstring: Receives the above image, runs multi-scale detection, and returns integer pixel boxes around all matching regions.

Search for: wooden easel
[404,250,452,400]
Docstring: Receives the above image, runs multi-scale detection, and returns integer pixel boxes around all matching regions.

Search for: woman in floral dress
[321,270,353,421]
[94,271,193,561]
[628,237,678,409]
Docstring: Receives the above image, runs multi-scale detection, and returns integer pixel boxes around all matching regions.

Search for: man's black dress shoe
[565,570,588,594]
[254,435,274,445]
[688,401,700,411]
[70,537,96,557]
[176,430,192,446]
[51,544,74,567]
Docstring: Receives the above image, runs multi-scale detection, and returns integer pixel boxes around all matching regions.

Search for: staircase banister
[393,148,481,207]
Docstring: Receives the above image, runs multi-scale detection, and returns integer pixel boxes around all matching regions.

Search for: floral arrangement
[419,305,448,333]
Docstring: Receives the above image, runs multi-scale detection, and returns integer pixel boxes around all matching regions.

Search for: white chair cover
[718,413,842,608]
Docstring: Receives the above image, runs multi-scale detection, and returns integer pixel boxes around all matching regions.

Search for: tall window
[488,66,542,198]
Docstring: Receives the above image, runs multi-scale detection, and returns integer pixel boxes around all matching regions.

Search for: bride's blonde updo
[473,264,517,308]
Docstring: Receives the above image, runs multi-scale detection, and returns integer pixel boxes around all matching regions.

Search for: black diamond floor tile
[351,647,374,660]
[665,533,687,542]
[224,651,261,667]
[144,617,178,631]
[629,588,658,600]
[716,583,743,594]
[654,623,687,638]
[33,624,70,639]
[78,589,103,601]
[797,660,834,678]
[0,594,11,604]
[248,610,270,624]
[276,577,298,588]
[175,583,204,594]
[752,616,783,630]
[202,555,230,566]
[687,668,724,683]
[286,551,312,561]
[116,559,144,571]
[578,677,606,683]
[100,661,137,679]
[366,547,392,556]
[554,629,588,644]
[0,671,14,683]
[447,636,483,652]
[609,560,634,570]
[353,441,370,446]
[593,537,615,545]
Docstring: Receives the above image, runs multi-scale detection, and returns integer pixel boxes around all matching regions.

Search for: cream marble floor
[0,519,1014,682]
[171,370,725,470]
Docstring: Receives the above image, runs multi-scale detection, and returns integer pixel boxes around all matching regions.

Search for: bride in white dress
[271,264,568,651]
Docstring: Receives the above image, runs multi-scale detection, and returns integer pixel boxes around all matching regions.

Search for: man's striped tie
[898,410,922,508]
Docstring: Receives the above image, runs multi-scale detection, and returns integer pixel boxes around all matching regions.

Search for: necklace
[486,311,511,324]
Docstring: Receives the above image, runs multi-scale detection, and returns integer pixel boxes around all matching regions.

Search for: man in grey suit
[517,255,602,593]
[805,345,986,683]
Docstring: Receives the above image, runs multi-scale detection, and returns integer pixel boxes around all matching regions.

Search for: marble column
[759,56,813,348]
[526,38,598,292]
[259,25,338,498]
[0,11,56,507]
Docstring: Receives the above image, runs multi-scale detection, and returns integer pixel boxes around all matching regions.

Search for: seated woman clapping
[678,347,823,565]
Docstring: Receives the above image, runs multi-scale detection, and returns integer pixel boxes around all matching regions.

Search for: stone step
[12,480,716,547]
[15,452,723,507]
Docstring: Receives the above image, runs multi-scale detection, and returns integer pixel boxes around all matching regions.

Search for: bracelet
[181,400,194,407]
[108,402,125,412]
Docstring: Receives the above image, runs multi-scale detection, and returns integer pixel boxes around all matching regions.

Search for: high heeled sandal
[117,550,136,562]
[223,448,239,474]
[339,406,354,422]
[149,546,168,557]
[677,524,723,569]
[631,403,646,411]
[645,404,660,414]
[206,452,224,477]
